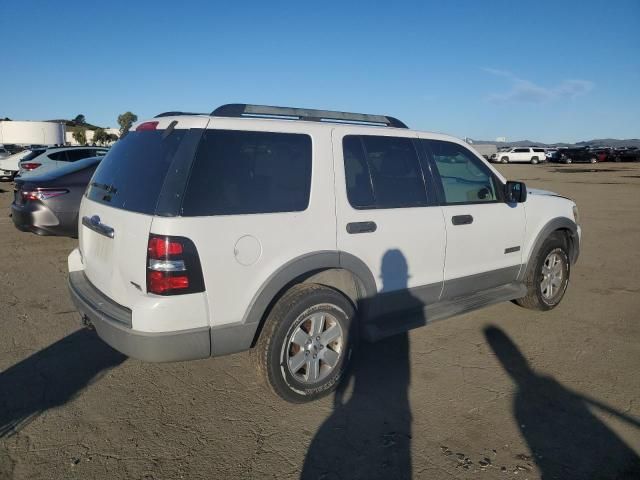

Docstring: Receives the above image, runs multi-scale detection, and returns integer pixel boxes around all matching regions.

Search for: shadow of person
[302,249,424,480]
[484,326,640,479]
[0,328,126,438]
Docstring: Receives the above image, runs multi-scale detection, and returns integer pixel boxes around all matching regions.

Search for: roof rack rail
[211,104,408,129]
[154,111,207,118]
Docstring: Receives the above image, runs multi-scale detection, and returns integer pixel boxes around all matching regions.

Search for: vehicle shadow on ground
[484,326,640,479]
[302,249,423,480]
[0,328,126,438]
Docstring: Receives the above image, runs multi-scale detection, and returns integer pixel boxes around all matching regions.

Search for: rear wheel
[565,158,572,164]
[530,157,539,164]
[254,283,356,403]
[515,233,570,311]
[590,157,597,164]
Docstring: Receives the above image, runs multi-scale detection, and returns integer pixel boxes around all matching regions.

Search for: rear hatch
[79,117,209,308]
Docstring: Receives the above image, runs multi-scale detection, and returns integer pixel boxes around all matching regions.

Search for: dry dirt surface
[1,162,639,480]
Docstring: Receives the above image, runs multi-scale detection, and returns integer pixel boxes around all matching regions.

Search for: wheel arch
[520,217,579,281]
[240,251,377,351]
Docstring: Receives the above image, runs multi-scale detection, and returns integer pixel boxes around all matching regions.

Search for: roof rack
[155,111,207,118]
[211,104,408,129]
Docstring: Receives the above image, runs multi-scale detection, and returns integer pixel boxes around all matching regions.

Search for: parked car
[17,146,108,177]
[0,149,35,180]
[491,147,546,164]
[612,147,640,162]
[11,156,103,237]
[552,147,599,164]
[67,103,581,403]
[593,148,613,162]
[0,147,10,159]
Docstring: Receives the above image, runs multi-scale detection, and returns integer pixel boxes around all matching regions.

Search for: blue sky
[1,0,638,143]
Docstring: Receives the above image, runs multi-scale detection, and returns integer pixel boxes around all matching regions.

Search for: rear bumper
[11,201,75,236]
[68,271,211,362]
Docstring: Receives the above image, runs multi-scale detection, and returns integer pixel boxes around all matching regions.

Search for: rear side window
[86,129,187,214]
[343,135,428,209]
[48,151,68,161]
[533,148,545,153]
[424,140,498,204]
[181,130,312,216]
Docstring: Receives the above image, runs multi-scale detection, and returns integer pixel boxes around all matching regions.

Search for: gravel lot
[1,163,639,480]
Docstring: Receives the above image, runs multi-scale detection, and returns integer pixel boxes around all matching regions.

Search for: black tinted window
[514,148,529,153]
[86,129,187,214]
[343,135,427,209]
[181,130,312,216]
[425,140,498,204]
[48,151,68,161]
[21,150,45,161]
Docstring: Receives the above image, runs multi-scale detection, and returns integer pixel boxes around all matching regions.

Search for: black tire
[515,233,571,311]
[501,156,509,163]
[253,283,356,403]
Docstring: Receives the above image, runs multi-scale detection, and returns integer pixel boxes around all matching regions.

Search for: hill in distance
[471,138,640,148]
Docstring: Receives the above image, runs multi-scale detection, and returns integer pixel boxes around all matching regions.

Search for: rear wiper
[91,182,117,194]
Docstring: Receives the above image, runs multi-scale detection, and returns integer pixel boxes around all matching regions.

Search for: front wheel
[501,156,509,163]
[515,233,571,311]
[254,284,356,403]
[565,158,572,164]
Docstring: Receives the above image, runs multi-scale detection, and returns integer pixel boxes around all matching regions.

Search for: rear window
[86,129,187,214]
[180,130,312,216]
[21,149,45,161]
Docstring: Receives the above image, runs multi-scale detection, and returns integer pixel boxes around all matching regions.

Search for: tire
[565,158,572,164]
[253,283,356,403]
[501,156,509,164]
[589,157,597,164]
[530,157,539,164]
[515,233,571,311]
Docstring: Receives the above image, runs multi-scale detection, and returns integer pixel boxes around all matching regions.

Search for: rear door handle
[346,221,377,234]
[451,215,473,226]
[82,215,115,239]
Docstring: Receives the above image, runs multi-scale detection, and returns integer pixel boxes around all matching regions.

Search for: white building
[0,120,65,145]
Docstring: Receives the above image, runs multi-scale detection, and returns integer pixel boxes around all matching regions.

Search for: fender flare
[210,251,377,356]
[519,217,579,281]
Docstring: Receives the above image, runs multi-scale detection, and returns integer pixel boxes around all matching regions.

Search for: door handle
[82,215,115,238]
[346,221,377,234]
[451,215,473,226]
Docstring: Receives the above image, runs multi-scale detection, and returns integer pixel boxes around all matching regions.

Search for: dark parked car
[11,156,102,237]
[612,147,640,162]
[552,147,599,164]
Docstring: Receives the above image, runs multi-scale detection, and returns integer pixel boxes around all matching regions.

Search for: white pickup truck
[491,147,546,164]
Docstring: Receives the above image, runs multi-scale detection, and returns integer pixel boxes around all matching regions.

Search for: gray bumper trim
[68,271,211,362]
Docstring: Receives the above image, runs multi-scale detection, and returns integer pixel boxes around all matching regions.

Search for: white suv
[68,104,581,402]
[491,147,546,164]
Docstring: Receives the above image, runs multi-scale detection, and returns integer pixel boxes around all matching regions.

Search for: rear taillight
[21,188,68,201]
[21,162,41,170]
[136,121,159,131]
[146,234,205,296]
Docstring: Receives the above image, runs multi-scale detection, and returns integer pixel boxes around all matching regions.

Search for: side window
[343,135,428,209]
[424,140,499,204]
[48,151,68,161]
[67,149,94,161]
[181,130,312,216]
[514,148,529,153]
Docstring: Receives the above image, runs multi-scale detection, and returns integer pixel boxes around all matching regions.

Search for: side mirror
[505,181,527,203]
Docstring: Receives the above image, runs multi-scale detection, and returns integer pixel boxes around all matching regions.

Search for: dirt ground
[1,162,639,480]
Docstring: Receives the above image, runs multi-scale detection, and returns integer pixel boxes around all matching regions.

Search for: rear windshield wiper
[91,182,117,194]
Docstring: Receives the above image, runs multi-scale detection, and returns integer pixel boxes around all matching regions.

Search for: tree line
[71,111,138,146]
